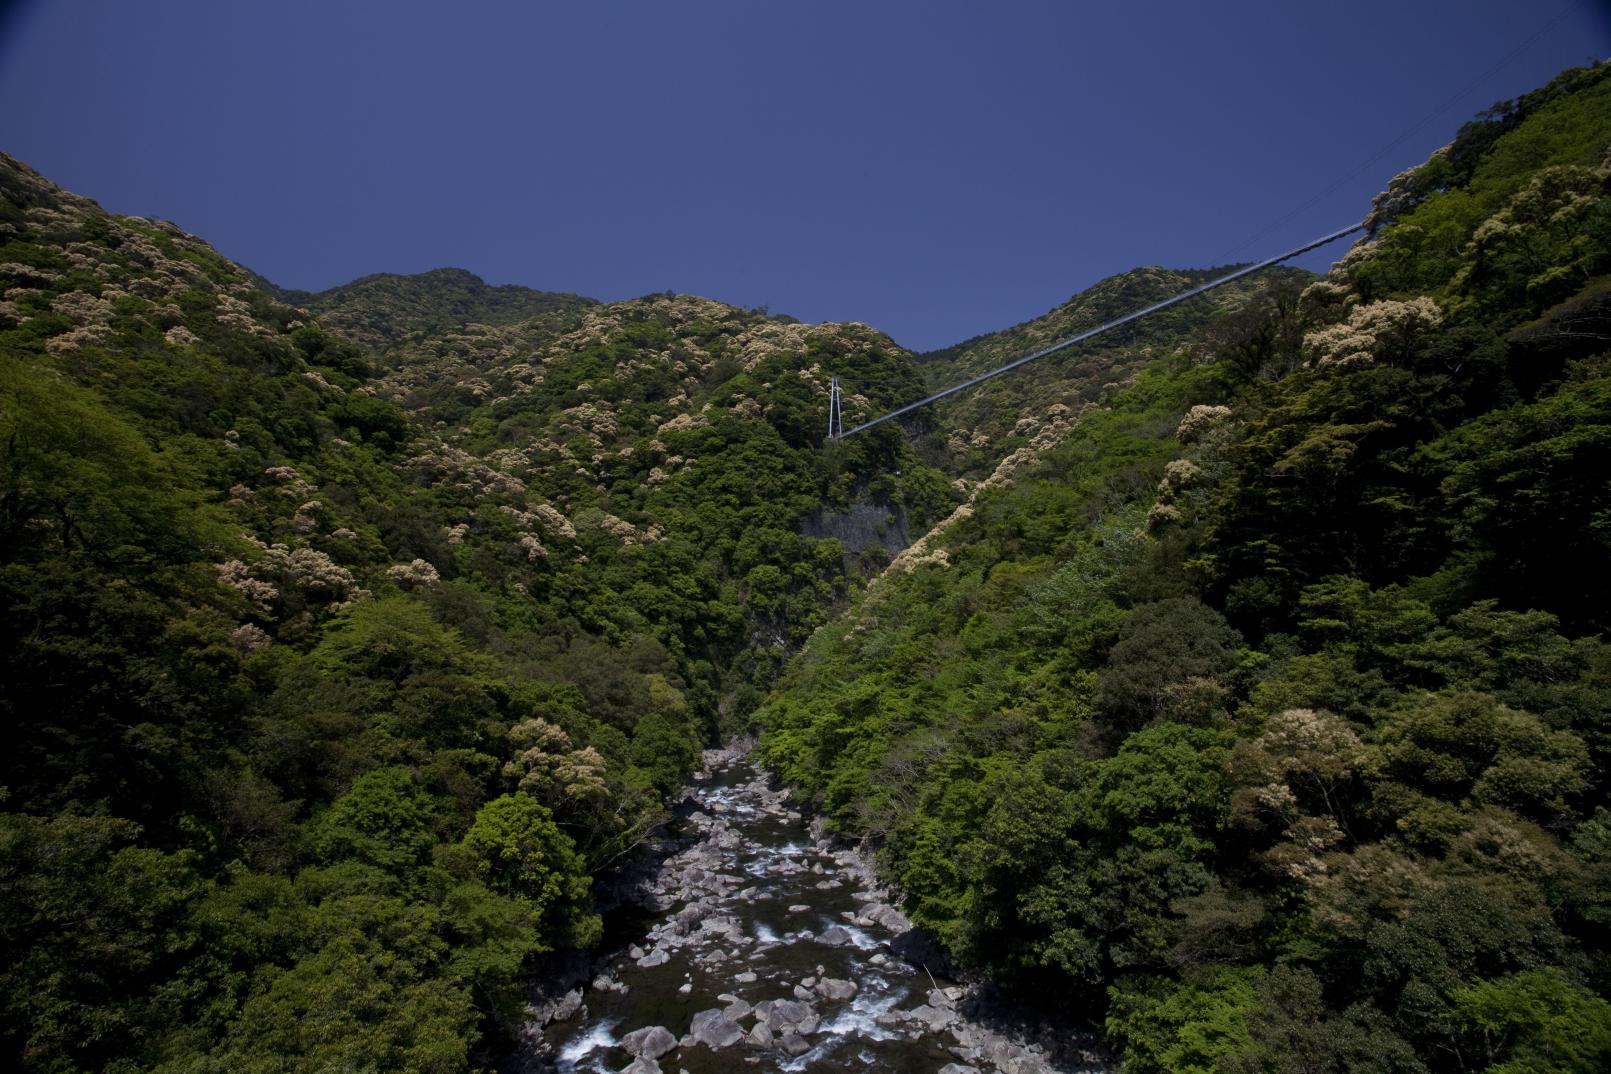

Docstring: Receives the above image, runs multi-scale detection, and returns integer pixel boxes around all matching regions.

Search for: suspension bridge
[827,220,1366,440]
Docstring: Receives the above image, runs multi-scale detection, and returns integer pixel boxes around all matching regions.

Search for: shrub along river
[530,747,1109,1074]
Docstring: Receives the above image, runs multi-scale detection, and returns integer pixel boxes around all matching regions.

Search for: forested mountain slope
[0,150,949,1072]
[270,266,597,350]
[760,61,1611,1074]
[912,266,1311,480]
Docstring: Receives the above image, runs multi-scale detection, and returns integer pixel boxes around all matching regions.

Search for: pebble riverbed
[527,747,1111,1074]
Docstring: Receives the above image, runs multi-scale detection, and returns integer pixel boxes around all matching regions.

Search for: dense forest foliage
[4,57,1609,1074]
[761,62,1611,1074]
[913,265,1310,480]
[0,151,959,1072]
[267,267,597,352]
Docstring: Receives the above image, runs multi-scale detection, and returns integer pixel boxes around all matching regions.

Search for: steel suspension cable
[835,220,1367,439]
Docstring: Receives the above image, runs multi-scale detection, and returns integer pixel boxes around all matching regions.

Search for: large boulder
[527,987,584,1025]
[818,925,852,947]
[905,1004,956,1031]
[815,977,858,1002]
[620,1025,677,1059]
[864,903,911,933]
[672,902,714,935]
[779,1030,812,1056]
[766,998,816,1029]
[688,1008,745,1049]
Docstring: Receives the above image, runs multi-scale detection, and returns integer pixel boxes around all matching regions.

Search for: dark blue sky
[2,1,1607,351]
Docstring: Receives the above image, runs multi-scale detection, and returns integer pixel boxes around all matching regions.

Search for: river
[534,747,1110,1074]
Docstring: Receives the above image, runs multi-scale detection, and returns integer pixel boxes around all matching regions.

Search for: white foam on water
[834,987,907,1040]
[817,919,884,951]
[553,1018,619,1072]
[753,922,780,943]
[781,982,910,1070]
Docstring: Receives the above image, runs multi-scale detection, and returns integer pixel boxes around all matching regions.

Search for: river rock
[1008,1057,1053,1074]
[764,998,815,1030]
[747,1023,774,1048]
[929,988,956,1010]
[621,1025,677,1059]
[672,903,714,935]
[859,903,912,933]
[551,988,584,1022]
[637,949,669,968]
[787,903,810,913]
[906,1003,956,1031]
[815,977,858,1001]
[793,984,814,1000]
[818,924,852,946]
[939,1065,980,1074]
[881,908,913,933]
[620,1058,661,1074]
[780,1030,812,1056]
[702,914,743,938]
[734,971,757,983]
[688,1008,745,1048]
[985,1037,1032,1071]
[527,987,584,1025]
